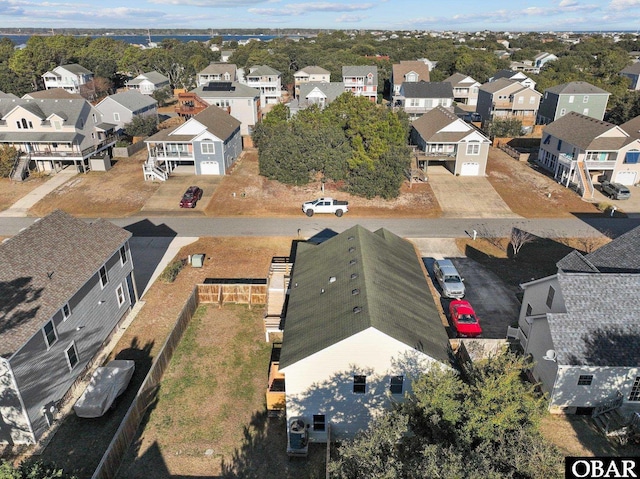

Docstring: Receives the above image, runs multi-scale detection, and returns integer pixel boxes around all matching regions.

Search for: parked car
[433,259,465,299]
[301,197,349,217]
[600,180,630,200]
[449,300,482,338]
[180,186,203,208]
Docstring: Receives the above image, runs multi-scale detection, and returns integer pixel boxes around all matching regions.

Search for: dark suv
[179,186,203,208]
[600,180,630,200]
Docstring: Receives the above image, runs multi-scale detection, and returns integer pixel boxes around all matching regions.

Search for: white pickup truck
[302,197,349,217]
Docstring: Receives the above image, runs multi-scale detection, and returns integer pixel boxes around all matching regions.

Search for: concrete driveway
[591,183,640,218]
[413,238,520,340]
[427,166,520,219]
[141,175,222,214]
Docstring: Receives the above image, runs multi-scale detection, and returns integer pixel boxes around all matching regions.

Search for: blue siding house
[0,210,136,444]
[143,105,242,181]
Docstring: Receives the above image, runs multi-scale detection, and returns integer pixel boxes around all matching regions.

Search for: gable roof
[480,78,523,94]
[548,272,640,367]
[296,65,330,76]
[145,105,240,143]
[544,81,610,95]
[298,82,345,102]
[279,225,451,369]
[127,71,169,86]
[621,62,640,75]
[342,65,377,77]
[392,60,430,85]
[621,115,640,140]
[191,82,260,99]
[401,81,453,99]
[58,64,92,75]
[247,65,281,76]
[199,63,237,76]
[444,73,479,87]
[0,210,131,358]
[99,90,157,112]
[543,112,632,150]
[23,89,83,100]
[411,106,484,143]
[492,69,529,81]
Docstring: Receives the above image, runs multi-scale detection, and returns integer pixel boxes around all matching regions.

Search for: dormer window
[17,118,33,129]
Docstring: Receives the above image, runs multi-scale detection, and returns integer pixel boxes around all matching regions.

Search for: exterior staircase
[10,153,30,181]
[142,159,168,181]
[576,159,595,200]
[264,257,292,341]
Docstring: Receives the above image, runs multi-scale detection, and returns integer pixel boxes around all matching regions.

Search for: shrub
[158,259,186,283]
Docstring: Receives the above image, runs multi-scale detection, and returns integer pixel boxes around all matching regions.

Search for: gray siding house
[537,81,610,125]
[515,226,640,416]
[143,105,242,180]
[0,210,136,444]
[95,90,158,133]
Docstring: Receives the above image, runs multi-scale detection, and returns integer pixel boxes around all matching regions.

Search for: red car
[179,186,203,208]
[448,300,482,338]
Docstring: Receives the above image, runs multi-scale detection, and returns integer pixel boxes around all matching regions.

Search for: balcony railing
[423,150,456,158]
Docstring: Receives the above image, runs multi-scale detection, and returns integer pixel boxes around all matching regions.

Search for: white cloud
[334,14,368,23]
[559,0,578,6]
[609,0,640,9]
[250,1,375,16]
[148,0,264,6]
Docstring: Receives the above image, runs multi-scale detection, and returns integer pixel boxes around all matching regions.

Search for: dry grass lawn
[486,149,601,218]
[28,150,159,218]
[206,149,442,218]
[0,176,47,210]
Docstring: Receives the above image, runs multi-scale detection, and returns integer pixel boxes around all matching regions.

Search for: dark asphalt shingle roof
[99,91,157,112]
[543,112,633,150]
[549,273,640,366]
[279,225,451,369]
[543,81,610,95]
[0,210,131,358]
[402,81,453,99]
[145,104,240,143]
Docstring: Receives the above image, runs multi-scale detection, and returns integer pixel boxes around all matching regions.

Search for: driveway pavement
[0,168,77,217]
[140,175,222,214]
[591,184,640,218]
[414,238,520,340]
[427,166,520,219]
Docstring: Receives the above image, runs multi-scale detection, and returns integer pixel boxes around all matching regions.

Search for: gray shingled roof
[548,272,640,366]
[199,63,237,76]
[279,225,451,369]
[247,65,281,76]
[621,62,640,75]
[543,112,633,150]
[621,115,640,140]
[401,81,453,99]
[543,81,609,95]
[0,210,131,358]
[191,82,259,99]
[297,65,330,75]
[126,71,169,87]
[444,73,478,87]
[342,65,377,78]
[298,82,345,102]
[23,89,83,100]
[100,91,157,112]
[60,64,92,75]
[412,106,476,142]
[479,77,521,94]
[145,105,240,143]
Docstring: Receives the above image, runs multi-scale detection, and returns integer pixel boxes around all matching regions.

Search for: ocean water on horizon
[0,34,279,46]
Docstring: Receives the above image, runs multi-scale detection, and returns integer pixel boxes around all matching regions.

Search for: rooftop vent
[352,289,360,295]
[349,259,357,266]
[348,247,355,253]
[329,276,336,283]
[348,235,355,241]
[321,288,325,294]
[351,273,358,280]
[353,306,362,314]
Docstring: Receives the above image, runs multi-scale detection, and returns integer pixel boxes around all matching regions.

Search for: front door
[126,272,137,308]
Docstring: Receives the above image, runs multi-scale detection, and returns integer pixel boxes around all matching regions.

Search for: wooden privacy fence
[91,287,199,479]
[199,279,267,306]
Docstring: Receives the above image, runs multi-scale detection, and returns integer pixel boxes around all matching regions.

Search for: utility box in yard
[191,254,205,268]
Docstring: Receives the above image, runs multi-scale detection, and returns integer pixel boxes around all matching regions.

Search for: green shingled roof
[279,225,451,369]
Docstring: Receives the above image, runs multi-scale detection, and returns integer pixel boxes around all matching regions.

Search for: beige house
[391,60,431,104]
[197,63,238,86]
[293,66,331,98]
[444,73,480,106]
[476,78,542,127]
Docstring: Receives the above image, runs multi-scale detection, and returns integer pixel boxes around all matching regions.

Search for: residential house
[143,105,242,181]
[188,82,261,136]
[443,73,480,106]
[490,69,536,90]
[342,66,378,103]
[197,63,238,86]
[95,90,158,133]
[417,58,438,71]
[41,64,94,97]
[509,61,537,74]
[0,98,117,180]
[0,210,136,444]
[537,112,640,198]
[398,81,453,120]
[279,225,452,442]
[293,66,331,98]
[22,89,82,100]
[620,62,640,91]
[390,60,431,104]
[243,65,283,105]
[533,52,558,71]
[220,50,234,63]
[515,226,640,416]
[125,71,170,95]
[537,81,610,125]
[288,82,345,116]
[621,115,640,141]
[410,106,490,176]
[476,78,541,127]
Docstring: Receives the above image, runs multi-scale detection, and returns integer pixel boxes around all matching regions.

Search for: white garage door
[460,162,480,176]
[615,170,637,185]
[200,161,220,175]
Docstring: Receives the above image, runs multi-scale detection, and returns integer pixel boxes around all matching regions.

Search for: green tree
[0,459,76,479]
[487,118,523,138]
[151,86,172,107]
[0,145,19,178]
[123,115,158,138]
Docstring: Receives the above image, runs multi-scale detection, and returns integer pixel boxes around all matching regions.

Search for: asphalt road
[1,215,639,239]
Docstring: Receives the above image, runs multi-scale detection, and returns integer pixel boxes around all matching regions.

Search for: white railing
[579,160,594,199]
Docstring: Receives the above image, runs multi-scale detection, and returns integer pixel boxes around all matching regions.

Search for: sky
[1,0,640,32]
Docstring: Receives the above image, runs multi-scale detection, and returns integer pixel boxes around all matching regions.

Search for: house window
[557,140,563,150]
[99,265,108,288]
[577,375,593,386]
[546,285,555,309]
[583,108,589,116]
[92,113,97,123]
[313,414,326,431]
[625,151,640,164]
[529,96,536,104]
[518,96,524,104]
[629,377,640,401]
[526,303,532,316]
[543,135,551,144]
[560,108,566,116]
[390,376,404,395]
[466,143,480,155]
[65,342,79,371]
[43,320,57,348]
[353,375,366,394]
[120,245,128,265]
[53,120,61,130]
[201,142,215,154]
[569,95,574,103]
[583,95,589,103]
[114,112,120,122]
[62,303,71,321]
[116,284,126,307]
